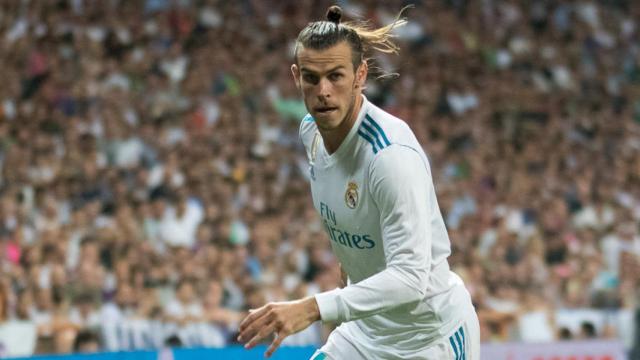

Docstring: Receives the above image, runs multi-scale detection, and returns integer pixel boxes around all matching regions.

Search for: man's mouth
[315,106,338,115]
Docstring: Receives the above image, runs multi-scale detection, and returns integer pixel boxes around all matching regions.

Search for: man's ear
[291,64,301,90]
[356,61,368,88]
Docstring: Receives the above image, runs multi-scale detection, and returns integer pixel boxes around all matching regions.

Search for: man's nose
[318,78,331,99]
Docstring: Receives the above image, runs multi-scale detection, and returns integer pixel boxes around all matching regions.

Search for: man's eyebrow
[300,65,346,74]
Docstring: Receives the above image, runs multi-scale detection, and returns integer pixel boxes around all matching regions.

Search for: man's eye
[303,74,318,84]
[329,73,343,81]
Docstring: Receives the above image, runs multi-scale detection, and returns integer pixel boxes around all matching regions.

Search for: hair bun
[326,5,342,24]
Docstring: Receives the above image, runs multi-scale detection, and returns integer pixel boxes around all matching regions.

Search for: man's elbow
[390,265,429,302]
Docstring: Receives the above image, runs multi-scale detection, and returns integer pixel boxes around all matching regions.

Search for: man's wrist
[313,288,342,323]
[301,296,321,322]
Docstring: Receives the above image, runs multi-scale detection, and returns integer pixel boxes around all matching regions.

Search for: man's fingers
[239,306,267,330]
[238,308,272,342]
[265,332,286,358]
[238,317,268,343]
[244,322,277,349]
[239,305,270,334]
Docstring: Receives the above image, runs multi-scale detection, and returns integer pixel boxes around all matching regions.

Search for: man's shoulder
[299,113,317,148]
[367,104,414,137]
[358,104,419,158]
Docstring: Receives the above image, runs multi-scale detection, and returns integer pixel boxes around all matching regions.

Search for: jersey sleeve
[314,145,433,323]
[298,114,316,159]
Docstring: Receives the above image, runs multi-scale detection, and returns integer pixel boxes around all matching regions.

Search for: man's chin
[314,116,341,131]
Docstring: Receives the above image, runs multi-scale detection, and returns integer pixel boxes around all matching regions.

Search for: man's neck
[320,95,363,154]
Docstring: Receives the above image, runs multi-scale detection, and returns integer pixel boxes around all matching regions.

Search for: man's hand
[238,296,320,358]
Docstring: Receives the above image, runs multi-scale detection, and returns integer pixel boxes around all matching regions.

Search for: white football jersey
[300,95,475,358]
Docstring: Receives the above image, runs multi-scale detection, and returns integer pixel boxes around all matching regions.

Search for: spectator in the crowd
[158,189,204,249]
[558,327,573,341]
[0,282,9,342]
[163,278,204,346]
[0,286,38,356]
[100,283,138,351]
[200,279,241,347]
[69,292,101,333]
[580,321,598,339]
[73,330,101,353]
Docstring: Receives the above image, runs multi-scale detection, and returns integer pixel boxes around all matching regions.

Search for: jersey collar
[319,95,370,166]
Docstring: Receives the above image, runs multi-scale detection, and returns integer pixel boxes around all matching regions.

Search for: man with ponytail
[238,6,480,359]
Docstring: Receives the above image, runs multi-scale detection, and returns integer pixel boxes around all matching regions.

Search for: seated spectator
[200,279,242,347]
[0,283,37,357]
[163,278,204,347]
[100,283,140,351]
[517,292,555,343]
[158,189,204,249]
[73,330,101,353]
[558,327,573,340]
[580,321,598,339]
[69,292,101,332]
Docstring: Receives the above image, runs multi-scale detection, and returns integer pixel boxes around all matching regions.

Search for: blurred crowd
[0,0,639,356]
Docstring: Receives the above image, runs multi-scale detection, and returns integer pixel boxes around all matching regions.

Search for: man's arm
[314,144,433,323]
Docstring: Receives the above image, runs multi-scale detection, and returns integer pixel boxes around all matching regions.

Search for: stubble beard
[316,87,357,133]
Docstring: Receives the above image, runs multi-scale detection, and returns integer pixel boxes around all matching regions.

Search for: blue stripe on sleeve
[449,335,459,360]
[360,120,385,150]
[365,114,391,146]
[357,129,378,154]
[455,330,464,360]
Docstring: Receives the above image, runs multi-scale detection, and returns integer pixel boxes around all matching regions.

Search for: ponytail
[343,10,408,56]
[294,5,409,72]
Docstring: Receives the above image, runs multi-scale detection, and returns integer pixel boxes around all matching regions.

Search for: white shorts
[309,312,480,360]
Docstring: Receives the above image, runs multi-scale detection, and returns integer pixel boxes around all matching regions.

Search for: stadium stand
[0,0,638,357]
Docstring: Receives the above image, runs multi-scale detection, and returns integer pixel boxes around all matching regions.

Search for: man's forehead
[297,43,353,72]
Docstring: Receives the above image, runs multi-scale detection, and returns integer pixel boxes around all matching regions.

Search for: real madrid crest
[345,181,359,209]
